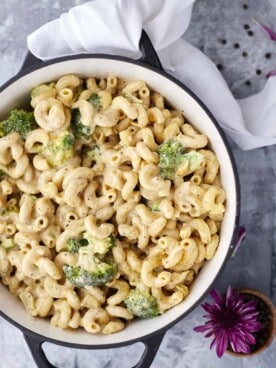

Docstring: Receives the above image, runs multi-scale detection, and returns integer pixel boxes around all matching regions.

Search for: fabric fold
[27,0,276,150]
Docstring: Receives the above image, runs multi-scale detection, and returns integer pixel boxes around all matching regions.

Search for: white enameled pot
[0,32,240,368]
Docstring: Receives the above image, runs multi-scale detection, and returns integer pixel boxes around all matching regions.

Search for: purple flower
[194,287,262,357]
[253,19,276,41]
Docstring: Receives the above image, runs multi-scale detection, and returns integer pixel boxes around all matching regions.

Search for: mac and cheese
[0,74,226,334]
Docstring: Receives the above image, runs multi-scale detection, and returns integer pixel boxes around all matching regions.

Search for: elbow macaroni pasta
[0,74,226,335]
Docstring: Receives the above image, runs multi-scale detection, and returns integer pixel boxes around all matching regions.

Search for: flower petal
[205,330,215,338]
[231,227,246,257]
[216,331,228,358]
[210,335,218,350]
[210,289,223,305]
[245,332,256,345]
[225,286,233,307]
[201,303,214,314]
[253,18,276,40]
[194,325,211,333]
[266,70,276,78]
[247,322,262,332]
[232,335,251,354]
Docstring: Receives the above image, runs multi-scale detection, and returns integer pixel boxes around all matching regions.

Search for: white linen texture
[27,0,276,150]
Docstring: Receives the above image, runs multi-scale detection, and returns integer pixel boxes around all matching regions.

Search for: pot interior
[0,57,238,346]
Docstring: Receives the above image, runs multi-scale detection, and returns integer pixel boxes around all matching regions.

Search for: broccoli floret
[88,94,101,110]
[31,83,55,98]
[71,109,91,139]
[42,131,74,167]
[86,145,101,162]
[64,234,117,287]
[63,260,117,288]
[158,139,186,179]
[124,290,159,318]
[123,93,131,101]
[0,205,19,216]
[0,170,5,180]
[74,85,85,100]
[67,237,89,253]
[182,150,204,172]
[83,232,116,255]
[0,109,38,138]
[149,201,161,212]
[0,238,15,249]
[158,140,204,179]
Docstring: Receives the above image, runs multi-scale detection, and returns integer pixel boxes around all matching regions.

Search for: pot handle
[19,30,162,74]
[139,30,163,70]
[19,52,43,73]
[24,334,55,368]
[24,331,165,368]
[132,331,165,368]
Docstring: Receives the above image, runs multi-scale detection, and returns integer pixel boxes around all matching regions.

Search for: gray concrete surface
[0,0,275,367]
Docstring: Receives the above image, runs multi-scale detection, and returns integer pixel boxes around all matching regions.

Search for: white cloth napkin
[28,0,276,150]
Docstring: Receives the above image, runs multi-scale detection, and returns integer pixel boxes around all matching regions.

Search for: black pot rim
[0,52,240,349]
